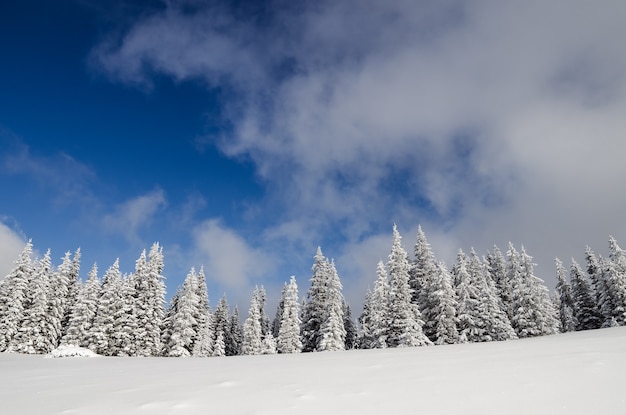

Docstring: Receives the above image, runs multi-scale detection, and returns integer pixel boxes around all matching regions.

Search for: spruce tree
[164,269,199,357]
[241,293,263,355]
[487,245,512,318]
[342,301,357,350]
[0,240,34,351]
[272,283,287,339]
[368,261,390,348]
[386,225,431,348]
[301,247,330,352]
[277,276,302,353]
[554,258,576,332]
[11,250,54,354]
[48,251,74,347]
[410,225,439,312]
[88,259,122,355]
[454,250,481,342]
[570,259,602,331]
[510,247,559,338]
[428,262,459,345]
[318,260,346,351]
[227,306,242,356]
[585,247,615,327]
[62,263,100,348]
[606,236,626,325]
[192,266,213,357]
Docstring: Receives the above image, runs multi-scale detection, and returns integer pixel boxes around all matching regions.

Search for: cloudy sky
[2,0,626,311]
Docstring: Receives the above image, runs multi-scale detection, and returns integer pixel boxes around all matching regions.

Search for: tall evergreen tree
[301,247,330,352]
[11,250,54,354]
[606,236,626,325]
[133,243,167,356]
[585,247,615,327]
[277,276,302,353]
[241,293,263,355]
[48,251,74,347]
[272,283,287,339]
[554,258,576,332]
[192,266,213,357]
[510,247,559,338]
[342,301,357,350]
[88,259,122,355]
[570,259,602,331]
[386,225,431,348]
[227,306,242,356]
[62,263,100,347]
[212,295,230,355]
[410,225,439,312]
[454,250,481,342]
[318,260,346,351]
[0,240,34,352]
[163,269,199,357]
[428,262,460,345]
[486,245,512,315]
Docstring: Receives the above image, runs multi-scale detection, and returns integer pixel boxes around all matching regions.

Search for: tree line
[1,226,626,357]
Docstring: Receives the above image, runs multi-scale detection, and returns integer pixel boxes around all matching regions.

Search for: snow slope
[1,327,625,414]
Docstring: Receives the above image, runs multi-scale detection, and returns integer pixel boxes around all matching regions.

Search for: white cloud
[0,219,27,280]
[102,188,167,244]
[96,0,626,289]
[192,218,274,292]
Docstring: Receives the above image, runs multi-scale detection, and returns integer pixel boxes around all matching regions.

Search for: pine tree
[62,263,99,347]
[606,236,626,325]
[255,286,271,337]
[301,247,330,352]
[241,292,263,355]
[510,247,559,338]
[227,306,242,356]
[164,269,199,357]
[472,251,516,342]
[48,251,75,348]
[272,283,287,339]
[570,259,602,331]
[88,259,122,355]
[277,276,302,353]
[63,248,82,336]
[410,225,439,313]
[386,225,431,348]
[357,289,374,349]
[133,243,166,356]
[192,266,213,357]
[11,250,55,354]
[212,330,226,357]
[486,245,512,315]
[261,332,277,354]
[454,250,481,342]
[318,260,346,351]
[585,247,615,327]
[342,301,357,350]
[111,273,138,356]
[0,240,34,352]
[428,262,460,345]
[554,258,576,332]
[369,260,391,348]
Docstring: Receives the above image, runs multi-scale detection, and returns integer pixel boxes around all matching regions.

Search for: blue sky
[2,0,626,311]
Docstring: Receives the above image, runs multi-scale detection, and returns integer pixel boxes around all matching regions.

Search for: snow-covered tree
[163,269,199,357]
[241,293,263,355]
[261,332,277,354]
[486,245,512,315]
[361,260,391,349]
[453,250,481,343]
[386,225,431,348]
[570,259,602,331]
[11,250,54,354]
[192,266,213,357]
[88,259,123,355]
[111,273,138,356]
[342,301,357,350]
[62,263,100,347]
[510,247,559,338]
[0,240,34,352]
[605,236,626,325]
[301,247,330,352]
[272,283,287,339]
[411,225,439,314]
[277,276,302,353]
[318,260,346,351]
[212,330,226,357]
[48,251,75,347]
[212,295,230,356]
[554,258,576,332]
[585,247,615,327]
[133,243,167,356]
[227,306,242,356]
[427,262,460,345]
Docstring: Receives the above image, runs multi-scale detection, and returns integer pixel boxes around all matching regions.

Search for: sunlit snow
[2,327,625,414]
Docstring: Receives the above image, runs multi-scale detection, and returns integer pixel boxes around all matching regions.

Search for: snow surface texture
[2,327,625,414]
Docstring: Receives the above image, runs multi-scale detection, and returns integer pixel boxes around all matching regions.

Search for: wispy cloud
[102,188,167,244]
[94,0,626,286]
[0,218,27,280]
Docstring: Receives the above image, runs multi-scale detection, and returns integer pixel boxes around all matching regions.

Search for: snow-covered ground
[1,327,625,414]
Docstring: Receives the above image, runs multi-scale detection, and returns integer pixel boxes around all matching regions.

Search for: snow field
[2,327,625,414]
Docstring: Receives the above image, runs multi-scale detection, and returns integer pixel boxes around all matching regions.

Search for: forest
[1,224,625,357]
